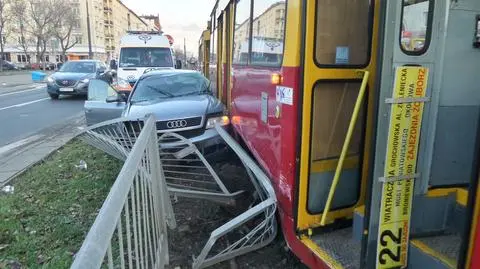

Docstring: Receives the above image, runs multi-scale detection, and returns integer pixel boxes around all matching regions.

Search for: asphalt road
[0,85,85,148]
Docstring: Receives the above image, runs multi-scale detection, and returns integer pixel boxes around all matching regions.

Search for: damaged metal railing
[71,115,175,269]
[157,132,244,205]
[79,117,244,205]
[191,124,277,269]
[78,116,278,268]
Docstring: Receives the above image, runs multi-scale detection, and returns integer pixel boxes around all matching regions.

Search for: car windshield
[130,72,210,103]
[119,47,173,68]
[59,61,96,73]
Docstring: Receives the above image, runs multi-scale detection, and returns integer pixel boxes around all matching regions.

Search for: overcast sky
[122,0,215,56]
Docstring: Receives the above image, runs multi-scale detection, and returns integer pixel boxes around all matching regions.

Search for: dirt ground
[166,198,307,269]
[165,157,308,269]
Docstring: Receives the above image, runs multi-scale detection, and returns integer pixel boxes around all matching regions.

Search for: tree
[0,0,12,71]
[11,0,32,65]
[52,1,79,62]
[26,0,56,68]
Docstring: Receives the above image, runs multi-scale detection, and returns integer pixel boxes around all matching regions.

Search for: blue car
[46,60,113,99]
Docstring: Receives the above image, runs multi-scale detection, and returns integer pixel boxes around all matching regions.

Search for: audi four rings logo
[127,75,135,81]
[166,120,187,129]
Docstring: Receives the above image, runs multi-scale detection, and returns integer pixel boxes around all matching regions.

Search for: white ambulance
[116,31,178,86]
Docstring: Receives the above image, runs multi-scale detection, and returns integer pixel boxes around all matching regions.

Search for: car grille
[175,128,205,139]
[123,121,144,133]
[128,81,135,87]
[122,117,204,139]
[56,79,77,87]
[156,117,203,131]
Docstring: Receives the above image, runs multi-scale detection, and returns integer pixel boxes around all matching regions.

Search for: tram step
[310,227,361,269]
[408,234,461,269]
[352,188,468,242]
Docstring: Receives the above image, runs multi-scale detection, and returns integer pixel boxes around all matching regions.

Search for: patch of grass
[0,139,122,268]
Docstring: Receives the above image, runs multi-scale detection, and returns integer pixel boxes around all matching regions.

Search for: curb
[0,113,86,187]
[0,135,76,187]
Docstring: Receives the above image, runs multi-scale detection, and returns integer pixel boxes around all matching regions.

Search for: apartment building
[232,1,285,63]
[2,0,152,64]
[140,15,163,32]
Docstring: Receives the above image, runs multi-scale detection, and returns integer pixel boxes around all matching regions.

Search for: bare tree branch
[26,0,56,67]
[52,0,79,62]
[0,0,12,71]
[10,0,32,65]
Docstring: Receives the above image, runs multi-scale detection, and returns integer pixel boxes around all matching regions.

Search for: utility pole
[184,37,187,68]
[86,0,93,59]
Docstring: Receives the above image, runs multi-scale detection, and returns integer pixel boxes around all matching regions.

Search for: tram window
[250,1,286,66]
[315,0,371,66]
[311,81,365,161]
[233,0,252,65]
[400,0,432,54]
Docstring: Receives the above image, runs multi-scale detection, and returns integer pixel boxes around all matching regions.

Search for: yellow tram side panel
[202,29,210,78]
[227,3,235,112]
[296,0,382,230]
[216,16,224,102]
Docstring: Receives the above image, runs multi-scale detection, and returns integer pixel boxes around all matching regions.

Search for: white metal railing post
[72,115,175,269]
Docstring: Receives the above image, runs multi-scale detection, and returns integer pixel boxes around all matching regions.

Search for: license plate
[59,87,74,92]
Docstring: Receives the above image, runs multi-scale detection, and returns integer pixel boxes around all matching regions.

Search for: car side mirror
[97,69,106,75]
[110,61,118,70]
[175,60,182,69]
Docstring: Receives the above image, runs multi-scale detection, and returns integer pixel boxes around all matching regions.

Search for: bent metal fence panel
[71,115,176,269]
[190,124,277,269]
[79,117,244,205]
[77,116,278,269]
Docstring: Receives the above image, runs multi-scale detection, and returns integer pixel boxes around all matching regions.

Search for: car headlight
[81,78,90,83]
[206,115,230,129]
[47,76,54,83]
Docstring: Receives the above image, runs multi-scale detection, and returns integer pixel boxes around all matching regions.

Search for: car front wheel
[49,93,59,100]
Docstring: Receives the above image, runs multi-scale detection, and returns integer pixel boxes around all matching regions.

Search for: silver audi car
[84,69,229,150]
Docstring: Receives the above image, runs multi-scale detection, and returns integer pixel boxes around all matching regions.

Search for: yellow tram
[201,0,480,268]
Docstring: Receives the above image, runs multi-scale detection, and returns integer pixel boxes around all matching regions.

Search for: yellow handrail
[320,70,370,226]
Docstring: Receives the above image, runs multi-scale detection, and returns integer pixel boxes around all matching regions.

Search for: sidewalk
[0,70,30,76]
[0,113,86,186]
[0,71,52,89]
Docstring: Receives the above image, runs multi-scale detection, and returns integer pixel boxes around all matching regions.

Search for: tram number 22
[378,228,403,265]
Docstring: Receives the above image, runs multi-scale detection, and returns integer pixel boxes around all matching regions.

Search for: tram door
[363,0,480,268]
[296,0,380,230]
[209,12,218,97]
[217,14,224,102]
[217,5,232,107]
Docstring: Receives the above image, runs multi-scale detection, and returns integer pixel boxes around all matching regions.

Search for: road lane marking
[0,86,44,97]
[0,134,44,156]
[0,97,50,112]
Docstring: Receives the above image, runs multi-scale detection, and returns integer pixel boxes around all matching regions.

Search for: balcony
[103,20,113,26]
[103,7,112,13]
[105,45,116,51]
